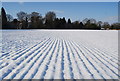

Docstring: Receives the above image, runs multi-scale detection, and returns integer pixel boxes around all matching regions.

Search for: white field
[0,30,119,79]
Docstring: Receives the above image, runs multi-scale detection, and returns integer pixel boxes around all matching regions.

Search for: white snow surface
[1,30,119,79]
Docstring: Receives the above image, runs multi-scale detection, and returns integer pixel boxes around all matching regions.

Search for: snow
[1,30,119,79]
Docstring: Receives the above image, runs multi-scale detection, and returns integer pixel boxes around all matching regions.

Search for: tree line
[1,7,120,30]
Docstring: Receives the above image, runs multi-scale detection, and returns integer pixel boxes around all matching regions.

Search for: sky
[2,2,118,24]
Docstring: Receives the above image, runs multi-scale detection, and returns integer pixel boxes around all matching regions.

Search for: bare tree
[82,18,88,24]
[26,14,31,22]
[31,12,42,22]
[6,14,13,22]
[31,12,40,17]
[89,18,96,24]
[97,21,103,25]
[17,11,27,21]
[103,22,110,29]
[30,12,43,29]
[45,11,56,28]
[45,11,56,21]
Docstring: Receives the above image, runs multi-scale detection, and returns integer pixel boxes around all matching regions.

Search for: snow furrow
[40,39,58,79]
[70,40,113,79]
[0,38,49,69]
[0,38,50,72]
[63,40,74,79]
[79,40,118,61]
[3,38,53,79]
[67,42,93,79]
[13,39,55,79]
[79,43,118,71]
[78,45,119,78]
[44,40,60,79]
[1,30,118,79]
[72,41,119,79]
[32,39,57,79]
[67,40,85,79]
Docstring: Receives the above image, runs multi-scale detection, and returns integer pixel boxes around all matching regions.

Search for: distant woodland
[1,7,120,30]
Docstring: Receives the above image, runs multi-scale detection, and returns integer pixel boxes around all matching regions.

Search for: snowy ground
[0,30,119,80]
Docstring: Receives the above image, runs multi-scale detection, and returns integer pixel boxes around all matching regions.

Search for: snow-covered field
[0,30,119,80]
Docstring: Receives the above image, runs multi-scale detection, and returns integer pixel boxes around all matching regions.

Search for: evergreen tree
[67,18,72,29]
[2,7,7,29]
[79,22,84,29]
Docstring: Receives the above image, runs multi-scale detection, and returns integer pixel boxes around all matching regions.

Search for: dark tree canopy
[68,18,71,24]
[1,7,120,30]
[2,7,7,29]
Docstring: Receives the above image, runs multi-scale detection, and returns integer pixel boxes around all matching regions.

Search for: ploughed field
[0,30,119,79]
